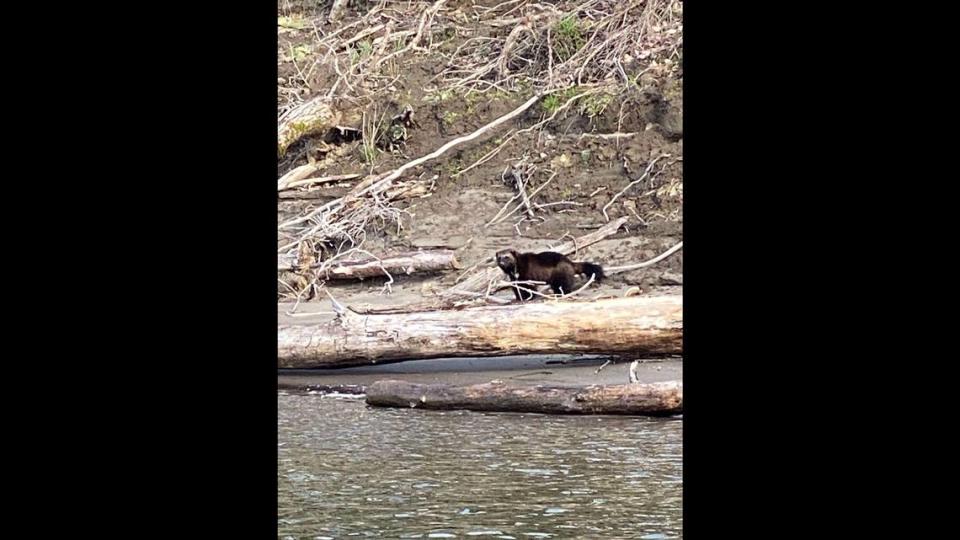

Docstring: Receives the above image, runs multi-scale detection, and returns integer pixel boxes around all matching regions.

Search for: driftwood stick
[606,241,683,274]
[602,155,667,221]
[511,167,535,219]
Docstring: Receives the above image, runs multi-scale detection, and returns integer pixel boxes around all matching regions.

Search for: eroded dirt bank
[277,1,683,362]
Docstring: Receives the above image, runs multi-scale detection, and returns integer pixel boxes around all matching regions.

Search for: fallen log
[277,249,460,276]
[278,96,339,156]
[278,188,350,201]
[365,380,682,416]
[277,294,681,368]
[278,168,361,191]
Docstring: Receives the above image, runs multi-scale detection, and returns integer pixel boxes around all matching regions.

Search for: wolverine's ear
[510,249,518,258]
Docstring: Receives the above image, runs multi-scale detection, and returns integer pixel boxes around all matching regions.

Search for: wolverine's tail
[574,261,605,282]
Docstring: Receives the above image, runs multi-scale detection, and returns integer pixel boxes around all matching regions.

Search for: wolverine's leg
[519,286,534,301]
[551,274,575,296]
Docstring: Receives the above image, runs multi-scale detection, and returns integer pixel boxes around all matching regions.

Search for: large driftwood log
[366,380,682,416]
[277,249,460,276]
[278,294,682,368]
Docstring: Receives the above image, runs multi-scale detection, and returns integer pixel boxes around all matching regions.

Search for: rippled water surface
[279,392,682,539]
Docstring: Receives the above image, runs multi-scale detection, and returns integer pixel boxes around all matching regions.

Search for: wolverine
[495,249,605,301]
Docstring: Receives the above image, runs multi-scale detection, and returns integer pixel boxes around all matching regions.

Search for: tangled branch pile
[435,0,682,94]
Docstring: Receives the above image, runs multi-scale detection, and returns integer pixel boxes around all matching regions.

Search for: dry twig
[602,154,668,221]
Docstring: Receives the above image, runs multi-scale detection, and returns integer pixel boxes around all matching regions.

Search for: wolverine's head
[495,249,518,275]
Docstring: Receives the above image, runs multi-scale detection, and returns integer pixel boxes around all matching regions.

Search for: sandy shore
[278,355,681,391]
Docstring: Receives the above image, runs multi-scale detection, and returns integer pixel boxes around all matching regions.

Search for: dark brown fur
[495,249,605,301]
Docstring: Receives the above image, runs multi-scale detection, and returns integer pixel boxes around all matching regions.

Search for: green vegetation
[580,93,614,118]
[445,160,463,177]
[442,111,460,126]
[277,16,309,30]
[357,40,373,57]
[552,15,585,62]
[423,88,457,104]
[542,94,561,113]
[291,44,311,62]
[360,142,379,165]
[360,111,386,167]
[540,86,615,121]
[541,86,580,114]
[349,40,374,65]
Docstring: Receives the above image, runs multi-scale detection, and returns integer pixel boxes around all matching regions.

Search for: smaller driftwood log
[278,249,459,277]
[365,380,682,416]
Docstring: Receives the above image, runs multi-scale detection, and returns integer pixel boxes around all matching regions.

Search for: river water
[278,392,682,539]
